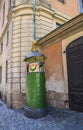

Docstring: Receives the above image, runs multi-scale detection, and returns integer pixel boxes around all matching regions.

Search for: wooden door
[66,36,83,112]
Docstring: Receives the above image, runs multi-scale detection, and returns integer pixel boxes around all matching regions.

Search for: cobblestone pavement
[0,101,83,130]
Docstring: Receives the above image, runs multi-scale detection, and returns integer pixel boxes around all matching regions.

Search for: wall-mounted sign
[29,63,39,72]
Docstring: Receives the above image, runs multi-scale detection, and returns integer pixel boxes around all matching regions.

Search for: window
[56,23,61,28]
[0,67,2,83]
[78,0,83,13]
[9,0,14,9]
[6,61,8,83]
[0,42,3,54]
[6,31,9,46]
[2,3,5,26]
[58,0,65,3]
[1,42,3,53]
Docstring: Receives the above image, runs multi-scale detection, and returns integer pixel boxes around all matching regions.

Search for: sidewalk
[0,101,83,130]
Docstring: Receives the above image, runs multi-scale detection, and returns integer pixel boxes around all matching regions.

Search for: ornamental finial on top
[31,41,38,51]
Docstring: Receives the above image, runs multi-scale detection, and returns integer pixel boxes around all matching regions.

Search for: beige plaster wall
[0,0,9,36]
[0,31,8,102]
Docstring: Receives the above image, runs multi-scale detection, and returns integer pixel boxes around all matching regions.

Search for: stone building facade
[38,14,83,111]
[0,0,79,108]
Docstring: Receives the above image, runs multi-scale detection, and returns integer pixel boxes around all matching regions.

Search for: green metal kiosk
[24,41,48,118]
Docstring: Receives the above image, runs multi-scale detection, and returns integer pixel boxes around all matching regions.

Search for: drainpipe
[33,0,36,40]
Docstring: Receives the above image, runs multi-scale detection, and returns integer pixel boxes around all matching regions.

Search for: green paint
[26,72,46,108]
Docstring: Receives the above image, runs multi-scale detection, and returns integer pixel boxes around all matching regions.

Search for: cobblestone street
[0,100,83,130]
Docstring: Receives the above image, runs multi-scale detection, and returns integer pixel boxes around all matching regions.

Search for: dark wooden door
[66,36,83,112]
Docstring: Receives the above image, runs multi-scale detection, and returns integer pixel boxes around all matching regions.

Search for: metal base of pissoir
[24,106,48,119]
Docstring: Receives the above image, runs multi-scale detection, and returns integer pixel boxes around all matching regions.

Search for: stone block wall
[46,90,69,109]
[0,1,69,109]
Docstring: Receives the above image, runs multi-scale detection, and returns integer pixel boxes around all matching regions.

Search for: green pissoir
[26,72,46,108]
[24,41,48,119]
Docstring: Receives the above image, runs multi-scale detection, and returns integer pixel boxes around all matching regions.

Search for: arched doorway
[66,36,83,112]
